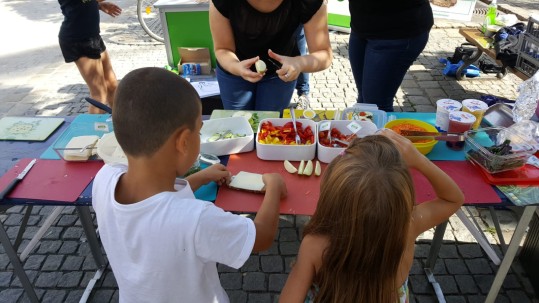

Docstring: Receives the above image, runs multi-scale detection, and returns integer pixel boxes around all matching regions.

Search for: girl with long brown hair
[279,129,464,303]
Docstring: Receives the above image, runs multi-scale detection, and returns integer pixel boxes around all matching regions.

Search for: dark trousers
[348,30,430,112]
[295,25,309,96]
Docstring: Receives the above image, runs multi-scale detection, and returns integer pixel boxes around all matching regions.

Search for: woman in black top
[348,0,434,112]
[209,0,332,112]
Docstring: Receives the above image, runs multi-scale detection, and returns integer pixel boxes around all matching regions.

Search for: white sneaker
[297,94,311,110]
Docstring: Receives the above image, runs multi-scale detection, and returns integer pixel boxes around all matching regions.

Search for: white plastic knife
[0,159,37,200]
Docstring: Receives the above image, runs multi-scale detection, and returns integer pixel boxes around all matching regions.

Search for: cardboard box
[178,47,212,75]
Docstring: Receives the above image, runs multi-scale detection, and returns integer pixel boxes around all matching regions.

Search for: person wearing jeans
[295,25,311,109]
[348,0,433,112]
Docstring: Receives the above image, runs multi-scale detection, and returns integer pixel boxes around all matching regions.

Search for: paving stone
[466,259,493,274]
[284,257,296,274]
[0,288,24,303]
[409,275,432,294]
[37,240,62,254]
[502,274,523,289]
[10,270,38,288]
[439,245,459,258]
[23,255,45,270]
[474,274,496,294]
[220,273,242,290]
[64,290,85,303]
[445,296,467,303]
[226,290,247,303]
[261,255,283,273]
[80,272,95,288]
[19,288,46,303]
[247,293,272,303]
[42,226,63,240]
[63,227,84,239]
[90,289,115,303]
[458,244,484,258]
[413,295,438,303]
[59,241,79,254]
[279,228,298,242]
[0,271,11,287]
[57,215,78,227]
[61,256,84,271]
[506,290,533,303]
[42,255,64,271]
[218,263,239,273]
[35,271,62,288]
[41,289,67,303]
[259,241,279,256]
[268,274,287,292]
[243,272,266,291]
[82,256,98,271]
[102,271,118,288]
[57,271,83,288]
[437,275,459,294]
[407,95,432,105]
[279,242,299,255]
[241,255,260,272]
[455,274,479,294]
[445,259,469,274]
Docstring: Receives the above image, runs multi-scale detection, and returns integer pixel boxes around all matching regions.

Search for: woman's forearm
[296,49,332,73]
[215,49,241,76]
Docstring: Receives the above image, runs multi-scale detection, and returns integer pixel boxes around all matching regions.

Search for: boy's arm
[252,174,287,252]
[381,130,465,237]
[279,235,320,303]
[185,164,230,192]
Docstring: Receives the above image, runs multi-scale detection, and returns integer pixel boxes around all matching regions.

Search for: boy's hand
[379,129,428,169]
[262,173,287,199]
[99,2,122,17]
[202,164,231,186]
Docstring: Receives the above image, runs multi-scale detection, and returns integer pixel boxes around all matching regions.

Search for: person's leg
[360,30,430,112]
[74,57,108,114]
[348,30,367,103]
[295,25,310,109]
[255,76,296,112]
[100,50,118,108]
[216,66,257,110]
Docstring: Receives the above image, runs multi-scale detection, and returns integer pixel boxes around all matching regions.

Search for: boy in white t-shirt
[92,67,287,303]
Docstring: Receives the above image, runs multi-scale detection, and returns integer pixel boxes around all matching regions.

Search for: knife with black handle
[0,159,36,200]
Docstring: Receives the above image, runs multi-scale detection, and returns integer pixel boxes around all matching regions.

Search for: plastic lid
[436,99,462,111]
[462,99,488,112]
[449,111,477,124]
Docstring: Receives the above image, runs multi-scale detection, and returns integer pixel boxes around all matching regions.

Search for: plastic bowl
[384,119,438,155]
[256,118,317,161]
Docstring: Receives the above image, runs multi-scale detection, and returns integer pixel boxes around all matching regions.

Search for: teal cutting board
[392,112,466,161]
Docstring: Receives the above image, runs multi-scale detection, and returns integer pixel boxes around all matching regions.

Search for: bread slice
[63,135,100,161]
[229,171,265,193]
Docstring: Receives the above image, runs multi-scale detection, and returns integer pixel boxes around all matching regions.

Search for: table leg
[76,206,106,269]
[20,206,64,262]
[456,209,501,265]
[426,221,448,268]
[14,206,32,250]
[456,49,483,81]
[489,206,507,254]
[485,205,537,303]
[0,222,39,303]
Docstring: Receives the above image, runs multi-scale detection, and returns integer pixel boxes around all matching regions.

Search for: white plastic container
[317,120,378,163]
[256,118,317,161]
[435,99,462,131]
[96,132,128,165]
[200,117,254,156]
[339,103,387,129]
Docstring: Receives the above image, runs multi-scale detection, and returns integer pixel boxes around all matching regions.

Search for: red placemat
[411,161,501,204]
[215,151,326,215]
[469,161,539,186]
[0,158,103,202]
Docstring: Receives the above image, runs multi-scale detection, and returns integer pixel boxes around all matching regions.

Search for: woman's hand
[235,56,265,83]
[98,2,122,17]
[268,50,302,82]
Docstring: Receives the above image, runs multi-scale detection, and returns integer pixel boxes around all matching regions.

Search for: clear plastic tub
[340,104,387,129]
[464,127,536,174]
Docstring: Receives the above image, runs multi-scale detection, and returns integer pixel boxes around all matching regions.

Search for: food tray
[256,118,317,161]
[464,127,536,174]
[52,124,104,162]
[200,117,254,156]
[340,104,387,129]
[317,120,378,163]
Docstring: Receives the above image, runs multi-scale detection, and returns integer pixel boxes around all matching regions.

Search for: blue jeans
[216,66,296,112]
[348,30,430,112]
[295,25,309,96]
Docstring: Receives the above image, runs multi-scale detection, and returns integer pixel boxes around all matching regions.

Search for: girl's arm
[208,2,263,82]
[381,130,465,237]
[279,235,324,303]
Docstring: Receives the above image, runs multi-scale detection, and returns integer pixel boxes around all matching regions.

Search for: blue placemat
[40,114,113,160]
[392,112,466,161]
[193,163,218,202]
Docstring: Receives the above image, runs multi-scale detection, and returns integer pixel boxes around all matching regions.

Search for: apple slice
[315,161,321,176]
[297,160,305,175]
[284,160,298,174]
[303,160,313,176]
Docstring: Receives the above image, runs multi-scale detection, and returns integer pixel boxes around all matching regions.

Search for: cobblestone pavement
[0,0,538,302]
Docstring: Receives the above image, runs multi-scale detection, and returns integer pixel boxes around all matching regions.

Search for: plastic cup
[303,109,316,119]
[435,99,462,132]
[446,111,476,150]
[462,99,488,130]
